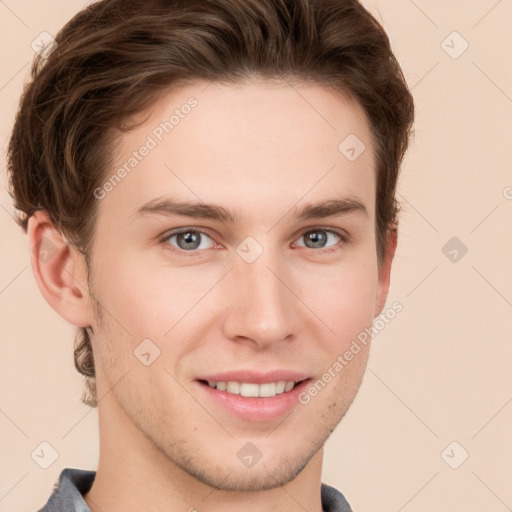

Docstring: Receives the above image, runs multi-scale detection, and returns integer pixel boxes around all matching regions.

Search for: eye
[163,229,216,252]
[294,229,344,250]
[160,226,348,256]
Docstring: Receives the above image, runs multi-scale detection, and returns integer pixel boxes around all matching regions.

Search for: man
[7,0,414,510]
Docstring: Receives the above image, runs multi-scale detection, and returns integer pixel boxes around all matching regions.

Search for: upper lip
[197,370,310,384]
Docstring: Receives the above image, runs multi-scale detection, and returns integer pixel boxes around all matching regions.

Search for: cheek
[88,246,160,343]
[92,249,217,343]
[91,229,379,346]
[294,258,379,347]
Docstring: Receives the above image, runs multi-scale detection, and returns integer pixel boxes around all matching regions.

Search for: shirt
[37,467,353,512]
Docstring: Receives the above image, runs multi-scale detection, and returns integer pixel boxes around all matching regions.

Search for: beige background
[1,0,511,511]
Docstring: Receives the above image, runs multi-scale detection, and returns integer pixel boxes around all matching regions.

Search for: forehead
[102,80,377,220]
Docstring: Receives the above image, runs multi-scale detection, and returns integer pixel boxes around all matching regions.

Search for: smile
[202,380,304,397]
[196,377,312,421]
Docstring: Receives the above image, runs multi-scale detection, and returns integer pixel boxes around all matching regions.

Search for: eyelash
[159,226,350,257]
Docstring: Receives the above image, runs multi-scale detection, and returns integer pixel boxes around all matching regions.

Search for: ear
[27,211,92,327]
[374,225,398,317]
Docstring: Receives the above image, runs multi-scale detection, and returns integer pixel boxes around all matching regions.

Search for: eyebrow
[132,196,368,223]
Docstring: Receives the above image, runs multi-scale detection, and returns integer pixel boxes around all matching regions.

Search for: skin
[28,80,397,512]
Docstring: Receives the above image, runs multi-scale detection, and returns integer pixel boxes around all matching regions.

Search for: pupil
[179,232,200,250]
[306,231,326,248]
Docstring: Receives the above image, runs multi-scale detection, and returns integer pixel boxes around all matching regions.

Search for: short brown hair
[7,0,414,408]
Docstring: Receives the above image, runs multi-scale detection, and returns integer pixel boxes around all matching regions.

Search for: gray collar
[38,468,352,512]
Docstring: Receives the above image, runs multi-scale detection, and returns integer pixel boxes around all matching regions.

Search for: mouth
[198,378,309,398]
[195,376,312,422]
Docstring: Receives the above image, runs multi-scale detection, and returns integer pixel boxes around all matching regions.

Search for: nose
[221,251,300,349]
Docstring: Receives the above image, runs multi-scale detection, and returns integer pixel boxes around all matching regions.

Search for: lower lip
[195,379,311,422]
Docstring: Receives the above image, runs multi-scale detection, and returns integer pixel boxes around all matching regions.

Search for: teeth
[284,381,294,392]
[258,382,276,397]
[206,379,299,397]
[226,381,240,394]
[240,383,259,397]
[275,381,286,394]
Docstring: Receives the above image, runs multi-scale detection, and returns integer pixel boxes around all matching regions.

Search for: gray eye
[296,230,340,249]
[167,231,214,251]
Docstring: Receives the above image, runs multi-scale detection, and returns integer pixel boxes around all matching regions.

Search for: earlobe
[27,211,92,328]
[374,226,398,317]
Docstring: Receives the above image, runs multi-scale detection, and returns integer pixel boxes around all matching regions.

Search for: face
[86,80,389,491]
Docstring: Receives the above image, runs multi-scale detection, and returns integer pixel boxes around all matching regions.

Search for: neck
[84,390,325,512]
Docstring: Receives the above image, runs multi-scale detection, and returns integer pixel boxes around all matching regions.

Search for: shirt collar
[38,468,352,512]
